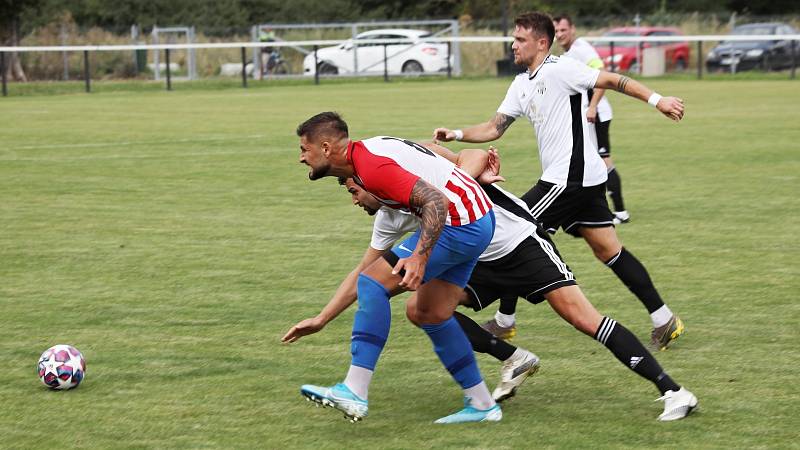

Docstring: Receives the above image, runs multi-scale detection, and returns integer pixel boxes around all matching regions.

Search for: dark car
[595,27,690,72]
[706,23,798,72]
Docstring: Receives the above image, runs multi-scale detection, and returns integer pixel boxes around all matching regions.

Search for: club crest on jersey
[535,80,546,95]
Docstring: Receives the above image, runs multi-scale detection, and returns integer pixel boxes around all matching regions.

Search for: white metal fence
[1,34,797,96]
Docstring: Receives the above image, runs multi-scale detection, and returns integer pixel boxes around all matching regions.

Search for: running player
[296,112,499,424]
[433,12,685,352]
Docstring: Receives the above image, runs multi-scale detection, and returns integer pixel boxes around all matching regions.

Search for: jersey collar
[528,54,554,80]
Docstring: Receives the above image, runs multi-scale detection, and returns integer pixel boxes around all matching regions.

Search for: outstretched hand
[432,127,456,143]
[657,96,685,122]
[281,316,325,343]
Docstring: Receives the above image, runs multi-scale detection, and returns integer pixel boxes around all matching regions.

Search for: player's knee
[414,304,450,325]
[405,299,421,327]
[590,240,621,262]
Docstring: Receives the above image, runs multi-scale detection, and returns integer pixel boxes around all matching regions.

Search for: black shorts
[596,119,611,158]
[464,230,577,311]
[521,180,615,237]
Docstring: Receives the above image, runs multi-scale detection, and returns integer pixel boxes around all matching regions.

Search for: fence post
[241,46,248,88]
[383,44,389,82]
[313,45,319,85]
[83,50,91,93]
[1,52,7,97]
[610,42,615,72]
[791,40,796,80]
[447,42,452,79]
[697,41,703,79]
[165,48,172,91]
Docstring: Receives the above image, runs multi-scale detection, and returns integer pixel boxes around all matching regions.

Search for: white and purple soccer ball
[37,345,86,390]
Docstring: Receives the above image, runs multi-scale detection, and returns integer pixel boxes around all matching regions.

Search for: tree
[0,0,47,81]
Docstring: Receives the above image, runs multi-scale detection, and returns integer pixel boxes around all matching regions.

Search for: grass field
[1,77,799,449]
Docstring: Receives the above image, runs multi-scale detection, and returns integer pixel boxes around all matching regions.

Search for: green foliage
[0,78,799,448]
[13,0,800,35]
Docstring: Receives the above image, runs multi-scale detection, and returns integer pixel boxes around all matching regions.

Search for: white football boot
[492,349,541,402]
[656,387,698,421]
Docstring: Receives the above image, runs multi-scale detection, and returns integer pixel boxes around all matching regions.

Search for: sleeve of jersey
[559,57,601,92]
[496,78,524,118]
[355,150,419,208]
[370,209,404,250]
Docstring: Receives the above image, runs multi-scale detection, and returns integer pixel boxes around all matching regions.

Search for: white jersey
[370,184,535,262]
[564,38,613,122]
[349,136,492,226]
[498,55,608,187]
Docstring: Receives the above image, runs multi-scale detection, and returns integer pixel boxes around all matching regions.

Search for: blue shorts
[389,210,495,288]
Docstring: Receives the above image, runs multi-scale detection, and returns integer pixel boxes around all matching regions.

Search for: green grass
[1,78,799,449]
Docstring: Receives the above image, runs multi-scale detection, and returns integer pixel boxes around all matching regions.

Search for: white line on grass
[9,135,266,151]
[0,135,289,161]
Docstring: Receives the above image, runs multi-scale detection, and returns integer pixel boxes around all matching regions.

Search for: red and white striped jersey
[347,136,492,226]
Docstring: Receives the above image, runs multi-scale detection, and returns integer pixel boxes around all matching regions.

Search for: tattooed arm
[432,112,515,143]
[595,71,685,121]
[391,178,449,290]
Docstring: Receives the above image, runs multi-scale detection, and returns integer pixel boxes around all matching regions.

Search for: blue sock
[421,316,483,389]
[350,274,391,371]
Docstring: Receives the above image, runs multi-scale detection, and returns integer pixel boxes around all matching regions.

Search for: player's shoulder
[572,37,595,50]
[357,136,399,156]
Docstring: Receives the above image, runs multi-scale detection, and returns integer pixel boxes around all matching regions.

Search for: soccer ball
[37,345,86,390]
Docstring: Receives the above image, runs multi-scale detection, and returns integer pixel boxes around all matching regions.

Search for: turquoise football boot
[301,382,368,422]
[434,397,502,424]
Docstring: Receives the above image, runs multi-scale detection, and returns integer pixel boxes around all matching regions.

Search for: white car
[303,29,452,76]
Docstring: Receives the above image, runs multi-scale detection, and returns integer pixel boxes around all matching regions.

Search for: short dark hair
[553,14,574,26]
[337,176,348,185]
[515,12,555,48]
[296,111,349,142]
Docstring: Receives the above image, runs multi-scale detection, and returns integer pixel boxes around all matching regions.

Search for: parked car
[303,29,452,76]
[705,23,798,72]
[595,27,690,72]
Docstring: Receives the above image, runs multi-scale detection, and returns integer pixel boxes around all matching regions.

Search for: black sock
[605,247,664,314]
[595,316,680,394]
[499,296,518,315]
[606,167,625,212]
[453,311,516,361]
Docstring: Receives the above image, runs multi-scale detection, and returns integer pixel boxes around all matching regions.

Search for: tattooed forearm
[616,75,631,94]
[408,179,448,258]
[491,113,515,136]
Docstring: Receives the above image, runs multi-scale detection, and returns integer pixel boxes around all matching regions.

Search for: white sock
[651,305,674,328]
[343,365,372,400]
[464,381,496,410]
[505,347,526,363]
[494,311,515,328]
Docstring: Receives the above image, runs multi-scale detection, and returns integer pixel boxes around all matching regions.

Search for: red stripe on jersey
[446,180,476,223]
[350,141,420,209]
[452,170,488,215]
[447,202,461,226]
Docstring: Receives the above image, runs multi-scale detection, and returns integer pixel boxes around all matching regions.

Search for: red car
[594,27,690,72]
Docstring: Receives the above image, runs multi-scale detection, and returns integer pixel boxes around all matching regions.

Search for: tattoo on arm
[408,179,448,258]
[491,113,515,136]
[616,75,631,94]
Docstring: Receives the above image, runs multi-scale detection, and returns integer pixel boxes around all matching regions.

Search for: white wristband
[453,129,464,141]
[648,93,663,107]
